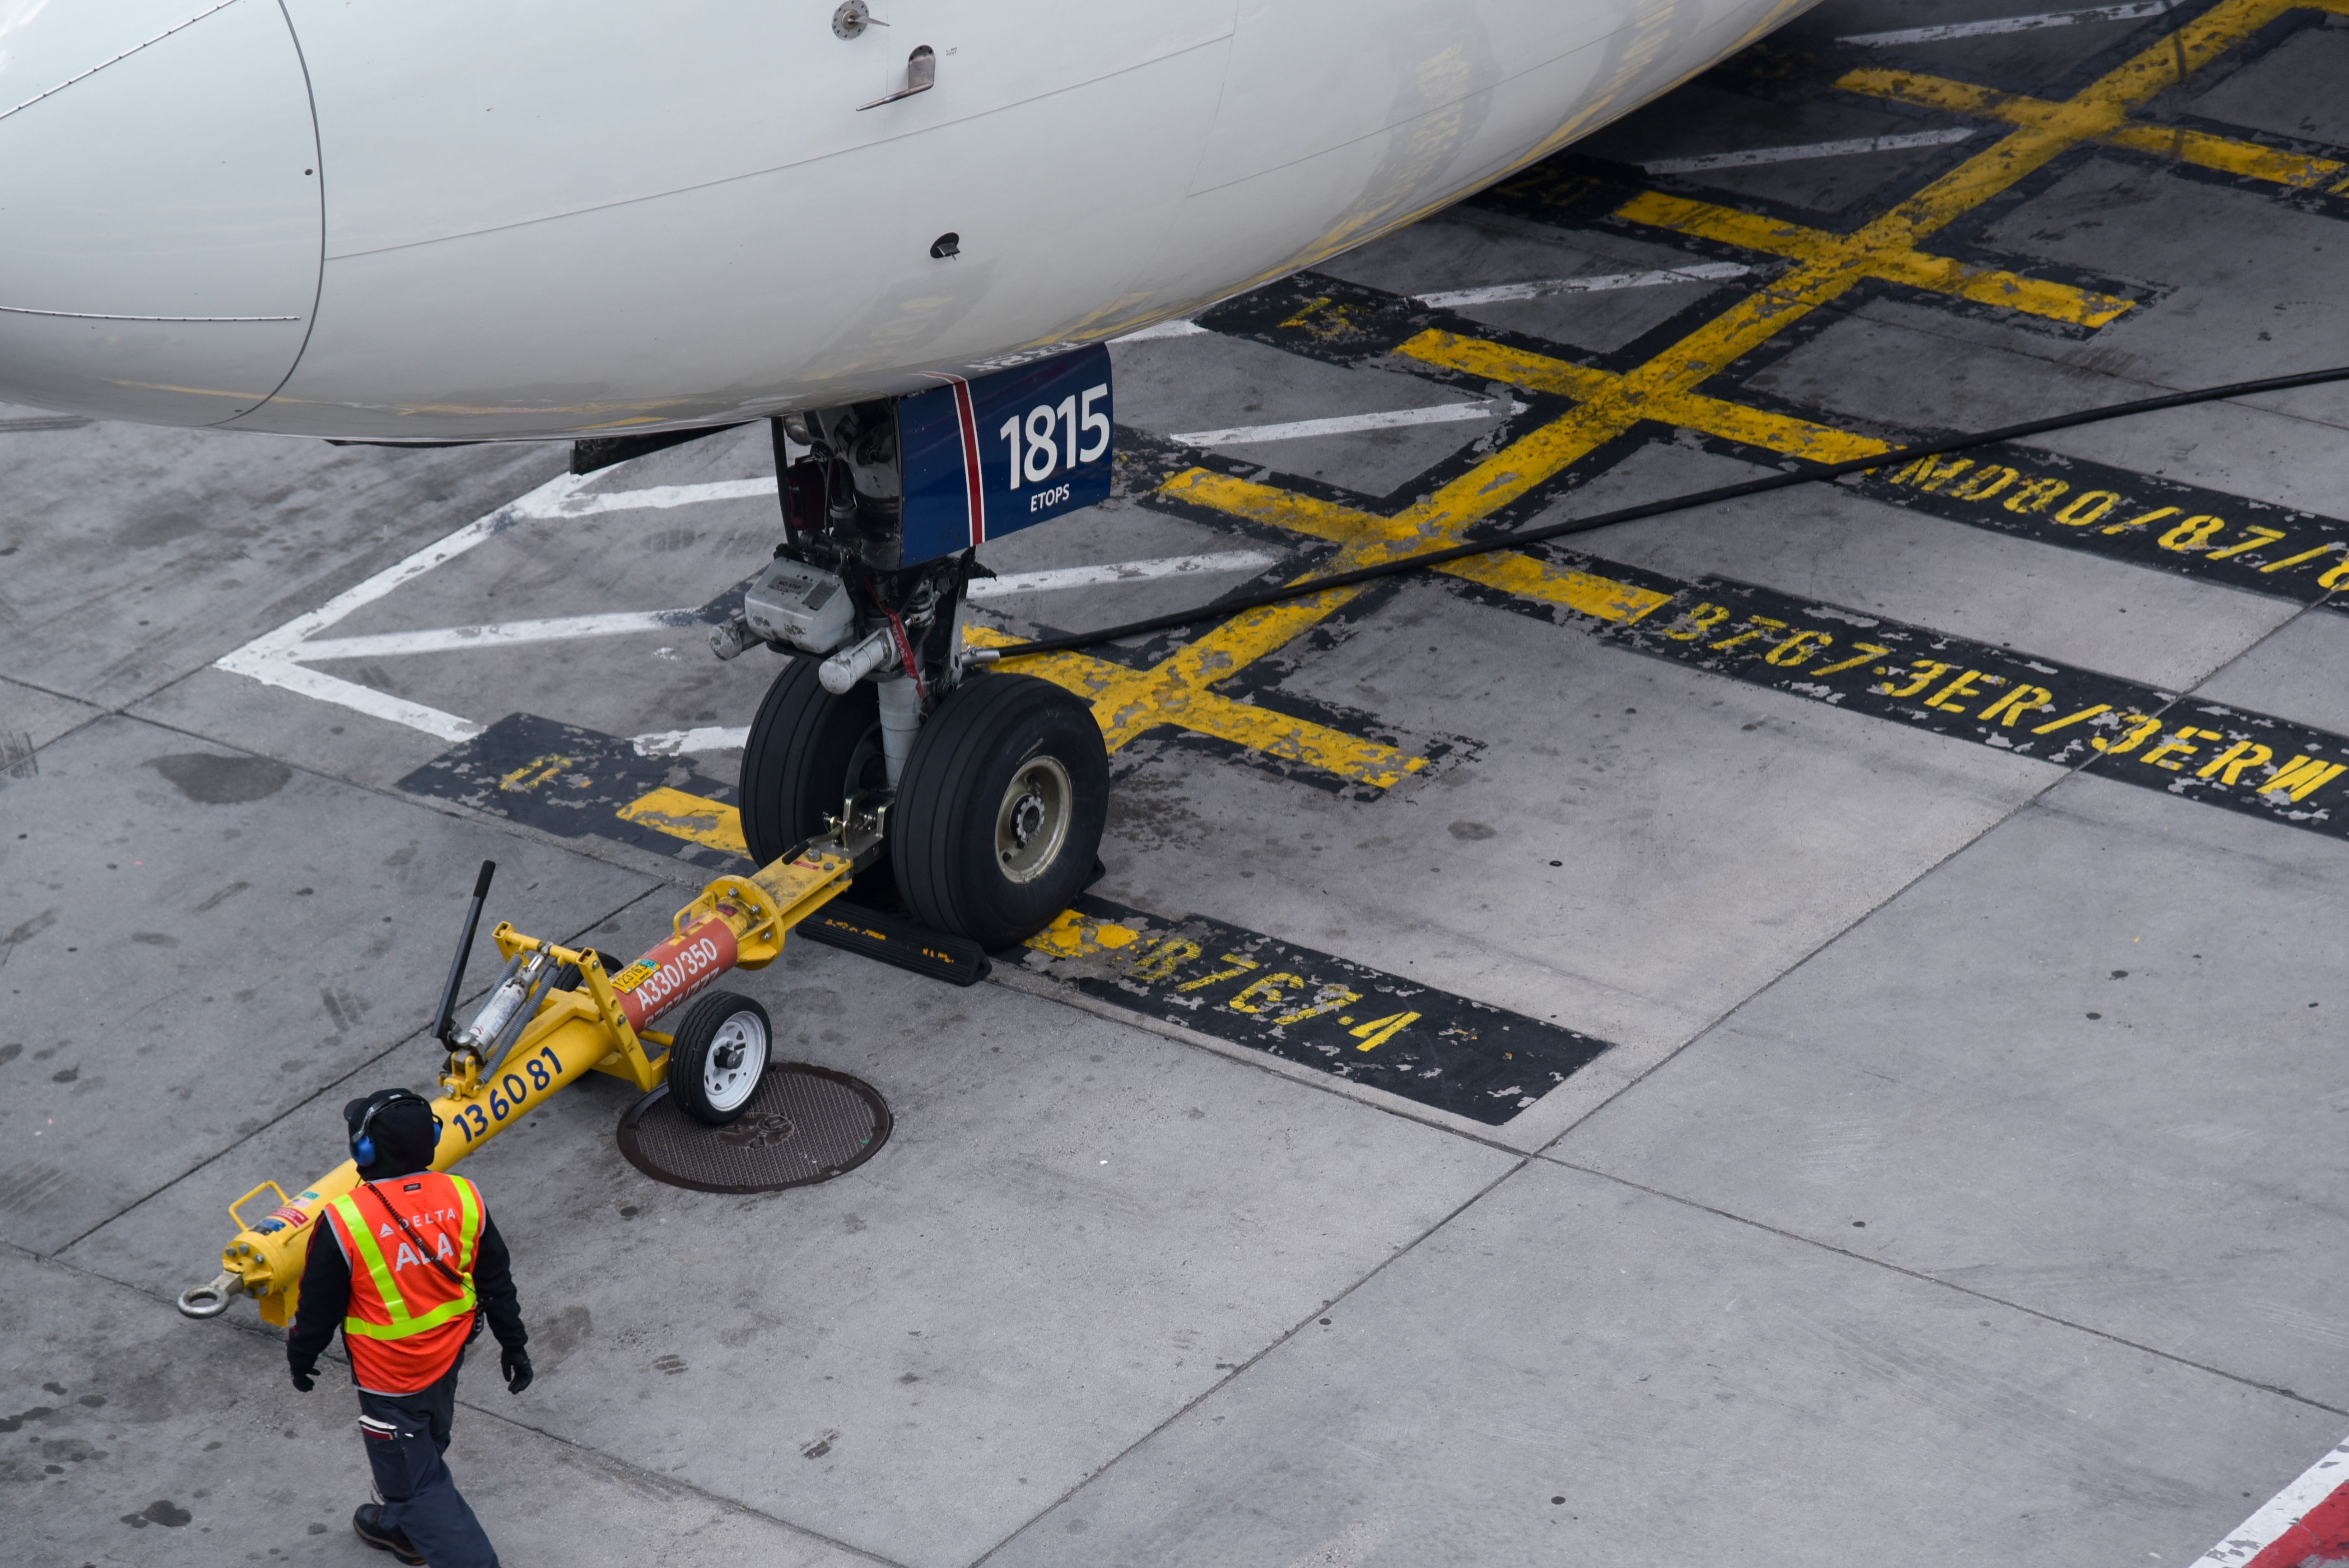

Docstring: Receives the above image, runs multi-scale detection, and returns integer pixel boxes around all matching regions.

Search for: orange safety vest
[319,1171,484,1394]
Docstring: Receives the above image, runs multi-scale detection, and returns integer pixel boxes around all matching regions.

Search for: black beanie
[344,1090,440,1179]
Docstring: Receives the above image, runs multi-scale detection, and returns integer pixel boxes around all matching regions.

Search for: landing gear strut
[713,349,1116,948]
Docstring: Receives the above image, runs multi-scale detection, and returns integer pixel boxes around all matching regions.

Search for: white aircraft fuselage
[0,0,1812,441]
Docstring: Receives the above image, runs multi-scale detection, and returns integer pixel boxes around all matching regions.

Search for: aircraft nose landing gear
[740,655,1106,950]
[717,345,1116,950]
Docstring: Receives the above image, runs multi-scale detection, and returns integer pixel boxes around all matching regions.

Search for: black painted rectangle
[1193,272,1433,367]
[1840,442,2349,608]
[1019,896,1612,1125]
[395,712,743,870]
[1581,560,2349,837]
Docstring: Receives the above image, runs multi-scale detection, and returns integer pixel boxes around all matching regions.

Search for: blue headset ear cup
[350,1089,428,1168]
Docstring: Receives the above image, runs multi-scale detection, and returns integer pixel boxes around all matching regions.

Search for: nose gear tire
[666,991,773,1126]
[739,655,888,869]
[890,672,1108,949]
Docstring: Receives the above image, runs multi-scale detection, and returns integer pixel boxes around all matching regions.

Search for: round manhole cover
[617,1063,891,1194]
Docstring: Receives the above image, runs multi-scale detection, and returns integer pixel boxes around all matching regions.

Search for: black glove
[500,1347,533,1396]
[289,1362,317,1393]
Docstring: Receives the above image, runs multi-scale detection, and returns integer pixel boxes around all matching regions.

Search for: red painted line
[2243,1480,2349,1566]
[947,375,988,546]
[2196,1435,2349,1567]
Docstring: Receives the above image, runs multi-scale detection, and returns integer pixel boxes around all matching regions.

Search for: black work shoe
[352,1503,426,1565]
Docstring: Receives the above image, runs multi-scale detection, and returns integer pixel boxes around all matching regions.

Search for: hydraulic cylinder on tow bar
[175,799,888,1322]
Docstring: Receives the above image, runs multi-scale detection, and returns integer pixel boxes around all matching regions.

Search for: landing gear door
[896,345,1114,567]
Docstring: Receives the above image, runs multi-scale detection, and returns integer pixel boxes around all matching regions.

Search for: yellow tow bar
[176,808,880,1323]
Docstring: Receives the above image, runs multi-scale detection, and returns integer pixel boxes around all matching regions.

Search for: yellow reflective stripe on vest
[344,1292,476,1339]
[450,1175,482,1275]
[330,1194,404,1323]
[329,1183,480,1341]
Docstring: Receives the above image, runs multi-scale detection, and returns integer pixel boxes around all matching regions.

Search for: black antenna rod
[433,860,497,1051]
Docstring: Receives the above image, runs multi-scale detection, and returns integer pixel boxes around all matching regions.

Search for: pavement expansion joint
[1539,1152,2349,1419]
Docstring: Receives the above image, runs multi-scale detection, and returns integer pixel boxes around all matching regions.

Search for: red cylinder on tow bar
[609,915,741,1033]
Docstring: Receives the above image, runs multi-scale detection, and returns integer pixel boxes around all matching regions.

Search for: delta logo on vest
[321,1171,484,1393]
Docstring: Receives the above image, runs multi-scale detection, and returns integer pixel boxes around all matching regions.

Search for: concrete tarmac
[8,1,2349,1563]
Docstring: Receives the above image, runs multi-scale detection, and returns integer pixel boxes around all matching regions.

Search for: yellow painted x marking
[967,595,1431,790]
[1158,0,2307,576]
[1842,0,2349,196]
[1397,331,1893,466]
[1615,192,2133,326]
[975,485,1670,787]
[990,0,2312,782]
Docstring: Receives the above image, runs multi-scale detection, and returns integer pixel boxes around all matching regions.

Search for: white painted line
[293,610,704,662]
[521,476,777,518]
[968,551,1275,598]
[217,472,588,670]
[1115,319,1209,342]
[210,465,794,738]
[292,554,1276,660]
[216,465,1281,743]
[634,726,751,757]
[2193,1433,2349,1567]
[1172,399,1524,447]
[1416,262,1751,307]
[1840,0,2172,45]
[239,661,484,744]
[214,470,587,739]
[1641,128,1979,173]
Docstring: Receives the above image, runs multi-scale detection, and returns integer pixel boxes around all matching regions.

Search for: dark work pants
[354,1358,499,1568]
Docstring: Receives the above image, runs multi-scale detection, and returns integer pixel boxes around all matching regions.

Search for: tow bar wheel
[893,672,1108,949]
[667,991,773,1125]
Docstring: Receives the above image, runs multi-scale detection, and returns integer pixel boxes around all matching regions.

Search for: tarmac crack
[964,1154,1535,1567]
[1536,1149,2349,1421]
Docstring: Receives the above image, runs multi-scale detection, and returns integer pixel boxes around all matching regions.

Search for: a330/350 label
[612,919,736,1031]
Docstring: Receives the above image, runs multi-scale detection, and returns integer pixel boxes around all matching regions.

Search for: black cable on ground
[986,365,2349,659]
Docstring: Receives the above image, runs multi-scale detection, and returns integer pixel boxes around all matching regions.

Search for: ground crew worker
[286,1088,533,1567]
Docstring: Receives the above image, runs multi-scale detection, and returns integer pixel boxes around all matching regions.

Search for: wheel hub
[703,1014,766,1112]
[995,755,1072,883]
